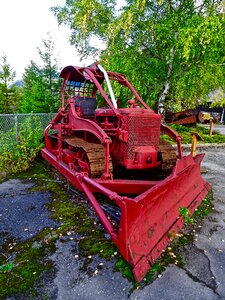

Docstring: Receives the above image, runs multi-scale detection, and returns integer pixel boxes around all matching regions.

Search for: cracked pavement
[132,149,225,300]
[1,148,225,299]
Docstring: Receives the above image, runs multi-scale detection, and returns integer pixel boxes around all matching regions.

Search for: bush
[162,124,225,144]
[0,116,43,176]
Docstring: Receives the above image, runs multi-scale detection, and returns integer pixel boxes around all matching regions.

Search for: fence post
[14,114,19,142]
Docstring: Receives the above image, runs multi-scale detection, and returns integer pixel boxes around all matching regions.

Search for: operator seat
[75,97,97,117]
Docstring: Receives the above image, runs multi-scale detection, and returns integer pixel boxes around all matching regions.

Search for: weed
[0,160,215,297]
[179,207,194,224]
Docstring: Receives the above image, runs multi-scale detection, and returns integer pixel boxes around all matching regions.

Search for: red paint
[41,63,210,281]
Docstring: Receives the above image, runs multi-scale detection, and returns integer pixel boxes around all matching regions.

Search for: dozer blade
[114,154,210,281]
[42,148,210,282]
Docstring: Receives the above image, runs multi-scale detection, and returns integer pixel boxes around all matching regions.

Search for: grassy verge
[161,124,225,144]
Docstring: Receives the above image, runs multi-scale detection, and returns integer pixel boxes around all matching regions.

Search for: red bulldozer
[41,63,210,281]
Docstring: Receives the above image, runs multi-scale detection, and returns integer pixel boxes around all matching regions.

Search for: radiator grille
[125,114,161,159]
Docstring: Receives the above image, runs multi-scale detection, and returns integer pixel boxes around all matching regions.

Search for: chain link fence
[0,113,56,139]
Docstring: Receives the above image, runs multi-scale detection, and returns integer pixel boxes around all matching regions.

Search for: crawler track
[64,137,112,178]
[159,139,177,171]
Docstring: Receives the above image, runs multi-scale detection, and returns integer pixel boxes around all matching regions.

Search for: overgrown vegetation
[0,231,55,299]
[0,116,43,178]
[162,124,225,144]
[0,162,115,298]
[0,160,214,297]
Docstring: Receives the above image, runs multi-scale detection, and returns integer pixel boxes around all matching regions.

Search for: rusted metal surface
[41,63,210,281]
[165,109,197,126]
[165,108,222,126]
[190,132,204,157]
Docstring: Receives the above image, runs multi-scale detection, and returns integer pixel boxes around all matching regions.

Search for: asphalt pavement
[1,147,225,299]
[203,124,225,135]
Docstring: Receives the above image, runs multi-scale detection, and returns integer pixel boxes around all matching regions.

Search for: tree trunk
[158,33,177,121]
[157,47,174,120]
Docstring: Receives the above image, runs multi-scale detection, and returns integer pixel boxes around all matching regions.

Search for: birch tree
[52,0,225,112]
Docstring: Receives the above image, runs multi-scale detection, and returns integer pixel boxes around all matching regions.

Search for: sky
[0,0,94,80]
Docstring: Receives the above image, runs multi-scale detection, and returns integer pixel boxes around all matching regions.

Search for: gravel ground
[1,147,225,299]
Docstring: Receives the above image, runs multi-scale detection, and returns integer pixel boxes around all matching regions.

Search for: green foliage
[179,207,194,224]
[0,163,61,298]
[162,124,225,144]
[52,0,225,110]
[210,88,225,108]
[114,258,134,281]
[192,190,214,220]
[0,227,55,299]
[51,0,116,57]
[0,116,43,176]
[0,54,20,113]
[20,34,61,113]
[180,190,213,225]
[0,244,51,299]
[0,262,14,272]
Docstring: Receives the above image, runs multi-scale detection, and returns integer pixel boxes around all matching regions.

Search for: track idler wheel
[63,137,112,178]
[158,139,177,172]
[62,146,90,176]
